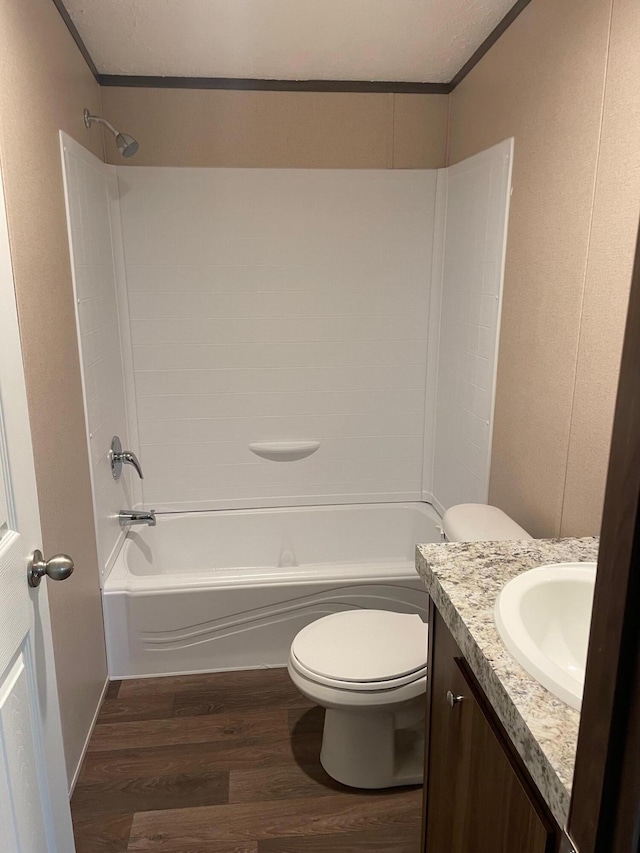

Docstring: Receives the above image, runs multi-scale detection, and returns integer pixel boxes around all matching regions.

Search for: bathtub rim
[104,500,441,594]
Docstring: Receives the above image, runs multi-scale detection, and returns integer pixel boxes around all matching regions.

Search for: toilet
[287,503,531,789]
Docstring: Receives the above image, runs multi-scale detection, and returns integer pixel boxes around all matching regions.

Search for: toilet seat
[290,652,427,691]
[290,610,428,692]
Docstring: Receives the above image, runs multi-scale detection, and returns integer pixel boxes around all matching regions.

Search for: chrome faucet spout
[119,509,156,528]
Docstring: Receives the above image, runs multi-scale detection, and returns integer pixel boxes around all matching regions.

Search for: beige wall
[561,0,640,536]
[101,88,449,168]
[448,0,639,537]
[0,0,107,785]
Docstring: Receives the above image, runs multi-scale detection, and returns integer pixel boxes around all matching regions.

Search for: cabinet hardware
[446,690,464,707]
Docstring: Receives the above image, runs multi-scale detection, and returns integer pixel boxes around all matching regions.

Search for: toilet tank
[442,503,532,542]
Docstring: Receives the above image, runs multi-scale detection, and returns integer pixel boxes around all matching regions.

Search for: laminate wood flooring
[71,668,423,853]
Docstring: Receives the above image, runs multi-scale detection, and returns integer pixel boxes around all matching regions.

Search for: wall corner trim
[448,0,534,89]
[68,676,109,795]
[50,0,99,80]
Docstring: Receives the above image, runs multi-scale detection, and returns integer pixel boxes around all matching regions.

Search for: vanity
[416,537,599,852]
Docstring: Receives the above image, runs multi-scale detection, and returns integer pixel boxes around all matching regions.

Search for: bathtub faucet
[119,509,156,528]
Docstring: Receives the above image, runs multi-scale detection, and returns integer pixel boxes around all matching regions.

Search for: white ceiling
[63,0,517,82]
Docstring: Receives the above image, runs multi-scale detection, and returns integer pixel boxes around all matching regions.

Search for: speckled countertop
[416,537,599,829]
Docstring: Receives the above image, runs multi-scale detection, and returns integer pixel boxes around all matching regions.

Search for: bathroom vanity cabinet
[422,605,561,853]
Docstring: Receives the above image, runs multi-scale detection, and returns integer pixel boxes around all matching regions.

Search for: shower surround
[117,166,437,511]
[61,133,512,675]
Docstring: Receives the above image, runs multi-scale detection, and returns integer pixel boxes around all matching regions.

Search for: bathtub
[103,502,440,678]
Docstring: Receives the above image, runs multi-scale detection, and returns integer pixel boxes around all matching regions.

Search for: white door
[0,169,76,846]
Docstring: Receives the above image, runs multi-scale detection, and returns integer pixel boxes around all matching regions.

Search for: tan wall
[448,0,640,537]
[0,0,107,785]
[561,0,640,536]
[101,88,449,168]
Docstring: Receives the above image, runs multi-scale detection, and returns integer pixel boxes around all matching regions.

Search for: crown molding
[449,0,533,89]
[96,76,452,94]
[52,0,533,94]
[51,0,99,78]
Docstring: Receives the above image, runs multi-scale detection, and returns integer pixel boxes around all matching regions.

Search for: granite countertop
[416,537,599,829]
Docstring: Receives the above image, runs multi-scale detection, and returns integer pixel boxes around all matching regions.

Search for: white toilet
[287,503,531,789]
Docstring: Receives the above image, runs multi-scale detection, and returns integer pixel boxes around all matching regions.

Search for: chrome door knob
[28,550,74,588]
[446,690,464,708]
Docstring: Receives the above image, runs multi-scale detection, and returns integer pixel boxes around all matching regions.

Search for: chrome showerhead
[115,132,139,158]
[83,109,140,159]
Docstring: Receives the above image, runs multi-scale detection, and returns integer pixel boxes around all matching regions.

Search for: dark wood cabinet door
[456,657,553,853]
[423,606,471,852]
[424,608,555,853]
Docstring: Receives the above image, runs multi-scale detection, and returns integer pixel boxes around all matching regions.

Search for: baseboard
[68,676,110,797]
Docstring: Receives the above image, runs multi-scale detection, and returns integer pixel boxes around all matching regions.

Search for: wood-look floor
[71,668,423,852]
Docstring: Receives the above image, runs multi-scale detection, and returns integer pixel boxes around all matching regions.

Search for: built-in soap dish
[248,441,320,462]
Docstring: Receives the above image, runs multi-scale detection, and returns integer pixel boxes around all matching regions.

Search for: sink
[495,562,597,710]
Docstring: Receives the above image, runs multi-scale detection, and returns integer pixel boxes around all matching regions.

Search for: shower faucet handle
[109,435,144,480]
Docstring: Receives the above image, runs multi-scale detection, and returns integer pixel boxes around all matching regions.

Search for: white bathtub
[103,502,440,678]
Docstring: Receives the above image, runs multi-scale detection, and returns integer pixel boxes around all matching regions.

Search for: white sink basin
[495,562,597,710]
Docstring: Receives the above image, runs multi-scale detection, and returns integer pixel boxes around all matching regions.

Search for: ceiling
[62,0,517,83]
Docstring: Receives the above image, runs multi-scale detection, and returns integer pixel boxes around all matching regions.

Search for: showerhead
[115,132,139,158]
[84,109,140,159]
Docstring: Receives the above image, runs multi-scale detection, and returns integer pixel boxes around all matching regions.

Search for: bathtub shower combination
[61,133,513,679]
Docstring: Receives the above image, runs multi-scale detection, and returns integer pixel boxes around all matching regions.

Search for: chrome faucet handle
[119,450,144,479]
[110,435,144,480]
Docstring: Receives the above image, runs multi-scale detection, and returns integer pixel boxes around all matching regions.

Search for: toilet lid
[291,610,428,684]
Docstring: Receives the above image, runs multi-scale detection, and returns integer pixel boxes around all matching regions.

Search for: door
[0,165,76,847]
[567,222,640,852]
[454,658,552,852]
[423,605,469,851]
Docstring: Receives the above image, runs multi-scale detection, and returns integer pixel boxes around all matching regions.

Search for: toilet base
[319,700,425,789]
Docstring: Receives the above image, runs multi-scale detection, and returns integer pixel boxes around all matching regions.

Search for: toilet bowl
[288,609,428,789]
[287,503,532,789]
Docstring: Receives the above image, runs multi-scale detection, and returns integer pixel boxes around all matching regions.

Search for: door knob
[28,550,74,588]
[446,690,464,708]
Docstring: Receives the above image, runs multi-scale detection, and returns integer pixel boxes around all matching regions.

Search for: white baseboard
[68,676,110,797]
